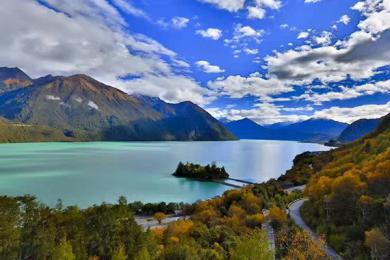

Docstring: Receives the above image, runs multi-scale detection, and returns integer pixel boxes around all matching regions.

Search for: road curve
[288,199,343,260]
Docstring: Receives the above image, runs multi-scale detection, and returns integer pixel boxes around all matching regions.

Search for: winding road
[288,199,343,260]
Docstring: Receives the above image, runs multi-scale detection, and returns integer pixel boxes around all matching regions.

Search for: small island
[173,162,229,180]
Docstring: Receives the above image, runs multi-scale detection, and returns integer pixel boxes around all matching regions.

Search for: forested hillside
[283,114,390,259]
[0,117,92,143]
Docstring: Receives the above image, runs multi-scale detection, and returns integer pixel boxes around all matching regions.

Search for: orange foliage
[167,219,194,237]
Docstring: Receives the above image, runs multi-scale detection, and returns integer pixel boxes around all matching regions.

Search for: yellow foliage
[151,227,166,238]
[269,206,288,227]
[169,236,179,243]
[153,212,167,224]
[167,219,194,237]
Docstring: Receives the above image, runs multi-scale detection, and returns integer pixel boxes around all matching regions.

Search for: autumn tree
[268,206,288,229]
[153,212,167,225]
[283,230,327,260]
[364,228,390,260]
[229,229,274,260]
[330,171,366,224]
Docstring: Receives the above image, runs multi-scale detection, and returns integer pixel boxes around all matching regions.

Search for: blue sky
[1,0,389,124]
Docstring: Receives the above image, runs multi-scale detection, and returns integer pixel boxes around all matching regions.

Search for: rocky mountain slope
[0,67,235,141]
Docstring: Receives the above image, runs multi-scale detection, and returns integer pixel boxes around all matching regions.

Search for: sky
[0,0,389,125]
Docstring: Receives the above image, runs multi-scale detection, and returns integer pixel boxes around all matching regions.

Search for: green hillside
[0,117,92,143]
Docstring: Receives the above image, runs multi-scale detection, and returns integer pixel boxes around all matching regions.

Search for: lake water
[0,140,330,207]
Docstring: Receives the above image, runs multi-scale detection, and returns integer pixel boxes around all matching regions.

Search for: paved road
[288,199,343,260]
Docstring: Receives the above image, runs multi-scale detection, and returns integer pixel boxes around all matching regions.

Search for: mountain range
[225,118,348,143]
[0,67,235,142]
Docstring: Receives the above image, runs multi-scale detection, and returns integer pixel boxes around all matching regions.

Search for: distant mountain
[0,67,32,94]
[265,122,292,130]
[337,118,381,143]
[0,67,235,142]
[225,118,348,143]
[282,118,348,138]
[225,118,272,139]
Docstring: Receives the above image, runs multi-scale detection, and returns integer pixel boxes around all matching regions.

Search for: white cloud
[196,28,223,40]
[237,25,264,38]
[265,0,390,86]
[0,0,209,105]
[255,0,282,10]
[208,73,293,99]
[112,0,149,20]
[122,74,214,105]
[225,24,265,50]
[297,31,310,39]
[313,101,390,123]
[195,60,225,73]
[247,6,266,19]
[244,48,259,55]
[280,24,289,29]
[313,31,333,46]
[295,79,390,104]
[338,15,351,25]
[198,0,245,12]
[304,0,322,3]
[171,16,190,29]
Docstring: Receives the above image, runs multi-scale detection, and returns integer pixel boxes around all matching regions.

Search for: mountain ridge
[0,67,235,142]
[225,118,348,143]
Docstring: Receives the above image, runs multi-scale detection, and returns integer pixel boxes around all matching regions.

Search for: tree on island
[173,162,229,180]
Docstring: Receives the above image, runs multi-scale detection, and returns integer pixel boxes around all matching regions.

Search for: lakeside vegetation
[0,179,327,260]
[1,115,388,259]
[173,162,229,180]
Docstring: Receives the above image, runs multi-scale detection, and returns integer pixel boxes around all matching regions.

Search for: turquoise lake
[0,140,330,207]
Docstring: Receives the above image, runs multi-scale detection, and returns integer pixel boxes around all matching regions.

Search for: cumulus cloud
[313,101,390,123]
[0,0,209,105]
[338,14,351,25]
[171,16,190,29]
[297,31,310,39]
[265,1,390,86]
[304,0,322,3]
[243,48,259,55]
[247,6,266,19]
[224,24,265,52]
[295,79,390,104]
[196,28,223,40]
[122,74,214,105]
[198,0,245,12]
[313,31,333,46]
[208,73,293,99]
[195,60,225,73]
[199,0,281,19]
